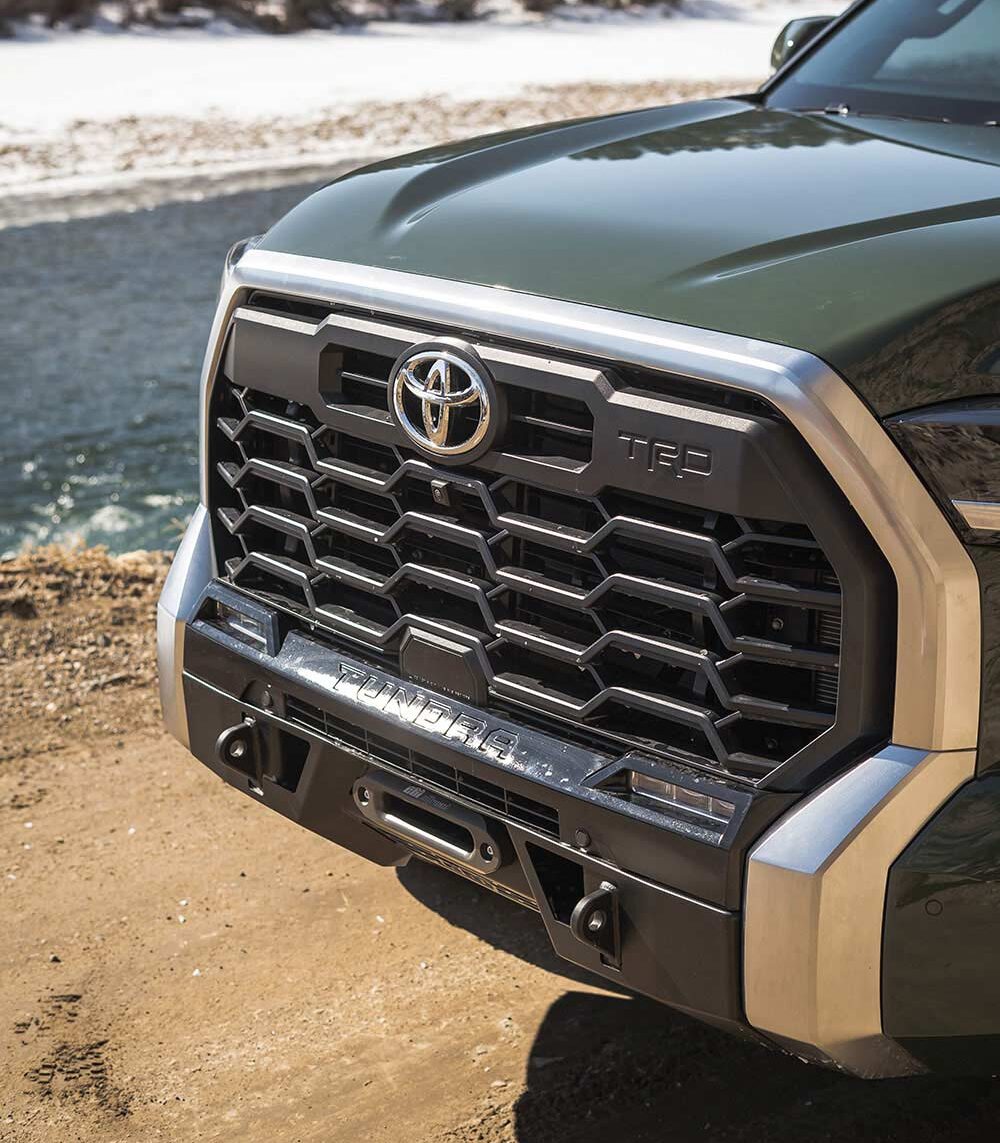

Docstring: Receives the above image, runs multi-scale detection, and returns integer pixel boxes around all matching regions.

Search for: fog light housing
[215,600,268,649]
[198,587,279,655]
[628,771,736,829]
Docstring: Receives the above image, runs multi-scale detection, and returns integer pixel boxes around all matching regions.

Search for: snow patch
[0,1,846,211]
[0,1,827,132]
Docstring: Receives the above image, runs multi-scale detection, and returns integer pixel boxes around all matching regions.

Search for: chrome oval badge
[389,343,501,460]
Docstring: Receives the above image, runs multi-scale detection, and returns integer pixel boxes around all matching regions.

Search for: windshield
[766,0,1000,125]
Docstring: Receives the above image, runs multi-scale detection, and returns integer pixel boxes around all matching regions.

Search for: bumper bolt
[357,786,370,806]
[586,910,607,934]
[574,829,592,850]
[228,740,246,760]
[480,842,496,862]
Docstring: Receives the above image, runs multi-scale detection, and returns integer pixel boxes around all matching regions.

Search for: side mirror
[771,16,834,71]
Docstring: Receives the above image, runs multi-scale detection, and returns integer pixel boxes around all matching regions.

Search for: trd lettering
[619,431,713,478]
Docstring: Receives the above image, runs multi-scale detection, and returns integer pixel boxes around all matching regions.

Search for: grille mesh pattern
[211,379,843,783]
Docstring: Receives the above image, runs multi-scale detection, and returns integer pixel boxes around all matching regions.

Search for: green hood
[260,99,1000,415]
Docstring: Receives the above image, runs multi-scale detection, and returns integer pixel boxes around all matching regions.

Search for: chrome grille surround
[198,251,980,756]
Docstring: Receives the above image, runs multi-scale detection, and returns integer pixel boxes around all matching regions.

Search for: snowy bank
[1,2,819,129]
[0,1,841,216]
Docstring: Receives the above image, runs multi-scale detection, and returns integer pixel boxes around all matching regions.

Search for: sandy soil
[3,549,1000,1142]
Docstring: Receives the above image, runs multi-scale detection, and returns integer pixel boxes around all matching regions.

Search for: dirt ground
[3,548,1000,1142]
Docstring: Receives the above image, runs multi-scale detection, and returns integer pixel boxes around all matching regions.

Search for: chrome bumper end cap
[745,744,976,1078]
[157,504,215,750]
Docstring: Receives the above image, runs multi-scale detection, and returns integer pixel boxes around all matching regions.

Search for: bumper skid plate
[181,584,747,1031]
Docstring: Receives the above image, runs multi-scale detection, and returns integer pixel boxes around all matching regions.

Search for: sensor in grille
[813,569,842,710]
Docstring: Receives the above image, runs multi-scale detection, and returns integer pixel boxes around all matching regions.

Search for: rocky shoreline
[0,546,170,762]
[1,78,745,228]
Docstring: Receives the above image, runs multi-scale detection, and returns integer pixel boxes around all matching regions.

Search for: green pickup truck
[159,0,1000,1077]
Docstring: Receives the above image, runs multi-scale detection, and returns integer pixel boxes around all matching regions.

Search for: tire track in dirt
[14,992,131,1121]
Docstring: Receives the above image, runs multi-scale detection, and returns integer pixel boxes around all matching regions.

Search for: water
[0,180,323,556]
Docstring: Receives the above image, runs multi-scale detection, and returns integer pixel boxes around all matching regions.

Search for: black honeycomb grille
[210,380,844,784]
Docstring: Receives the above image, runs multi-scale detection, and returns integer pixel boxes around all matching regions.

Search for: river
[0,177,338,556]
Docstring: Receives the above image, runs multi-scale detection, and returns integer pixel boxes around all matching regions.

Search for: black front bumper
[182,582,797,1033]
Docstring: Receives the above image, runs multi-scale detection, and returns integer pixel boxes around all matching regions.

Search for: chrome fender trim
[745,745,976,1077]
[954,499,1000,533]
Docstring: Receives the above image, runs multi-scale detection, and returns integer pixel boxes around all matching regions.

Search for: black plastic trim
[184,581,798,910]
[180,607,750,1026]
[207,299,896,794]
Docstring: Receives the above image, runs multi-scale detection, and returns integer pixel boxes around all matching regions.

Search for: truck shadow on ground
[398,860,1000,1143]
